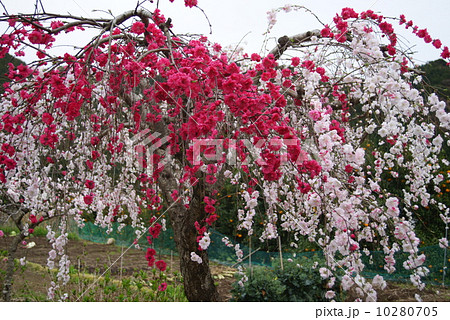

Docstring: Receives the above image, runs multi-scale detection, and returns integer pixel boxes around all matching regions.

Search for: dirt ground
[0,235,236,301]
[1,235,449,302]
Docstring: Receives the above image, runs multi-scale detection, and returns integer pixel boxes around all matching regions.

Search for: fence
[76,221,449,286]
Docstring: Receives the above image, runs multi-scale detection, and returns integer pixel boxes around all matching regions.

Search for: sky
[1,0,449,65]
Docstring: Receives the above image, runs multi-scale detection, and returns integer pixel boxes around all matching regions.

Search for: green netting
[76,221,177,256]
[75,221,449,286]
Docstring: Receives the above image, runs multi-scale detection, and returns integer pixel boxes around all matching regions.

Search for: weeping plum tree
[1,0,450,301]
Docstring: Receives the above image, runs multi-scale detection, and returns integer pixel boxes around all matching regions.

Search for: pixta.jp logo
[129,130,306,175]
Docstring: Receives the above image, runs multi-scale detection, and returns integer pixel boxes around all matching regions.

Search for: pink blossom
[439,238,448,249]
[325,290,336,299]
[372,275,387,290]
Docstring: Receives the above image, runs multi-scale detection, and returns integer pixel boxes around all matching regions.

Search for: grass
[0,225,80,241]
[1,259,187,302]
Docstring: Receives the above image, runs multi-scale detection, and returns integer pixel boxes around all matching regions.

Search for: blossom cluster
[0,2,449,301]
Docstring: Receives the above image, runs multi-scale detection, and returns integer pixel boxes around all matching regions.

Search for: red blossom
[171,189,179,201]
[83,194,94,205]
[3,158,17,170]
[85,180,95,189]
[432,39,442,49]
[321,26,334,38]
[42,113,54,125]
[90,136,100,146]
[297,181,311,194]
[39,132,59,149]
[29,214,38,224]
[147,256,155,267]
[441,46,450,59]
[158,282,168,291]
[8,18,16,27]
[130,21,145,34]
[335,32,347,43]
[28,30,43,44]
[416,28,428,39]
[184,0,198,7]
[195,221,206,235]
[204,204,215,214]
[301,60,315,71]
[205,214,218,226]
[212,43,221,52]
[86,160,94,170]
[251,53,261,62]
[91,150,100,160]
[51,21,64,30]
[341,8,358,20]
[155,260,167,271]
[205,175,217,184]
[1,143,15,156]
[149,223,162,238]
[146,248,156,259]
[204,196,216,206]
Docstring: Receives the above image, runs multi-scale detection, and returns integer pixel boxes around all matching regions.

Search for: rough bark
[169,198,220,301]
[159,168,219,302]
[269,30,321,60]
[2,232,26,301]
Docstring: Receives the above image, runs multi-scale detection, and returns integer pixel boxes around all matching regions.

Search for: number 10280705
[376,306,437,317]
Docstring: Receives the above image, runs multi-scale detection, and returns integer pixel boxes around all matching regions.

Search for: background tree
[0,52,25,92]
[420,59,450,102]
[1,1,449,302]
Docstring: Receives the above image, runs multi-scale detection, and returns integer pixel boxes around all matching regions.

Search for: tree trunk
[169,206,220,301]
[160,168,219,301]
[2,232,25,301]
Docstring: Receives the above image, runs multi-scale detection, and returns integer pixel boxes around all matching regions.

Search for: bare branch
[269,29,321,60]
